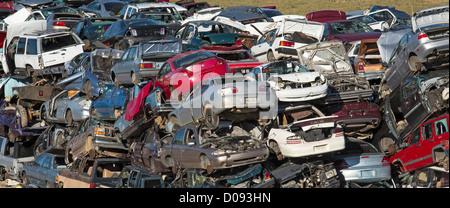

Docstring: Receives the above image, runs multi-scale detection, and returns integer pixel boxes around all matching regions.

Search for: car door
[402,127,423,171]
[115,47,133,82]
[400,78,428,128]
[39,155,52,187]
[71,119,90,157]
[419,118,447,168]
[181,127,201,168]
[250,29,275,63]
[168,128,186,164]
[14,37,27,69]
[24,38,39,70]
[28,154,46,186]
[94,86,115,119]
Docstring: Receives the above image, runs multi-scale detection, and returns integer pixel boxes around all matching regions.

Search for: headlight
[95,127,105,135]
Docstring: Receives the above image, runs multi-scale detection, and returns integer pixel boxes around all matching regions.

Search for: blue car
[91,83,128,121]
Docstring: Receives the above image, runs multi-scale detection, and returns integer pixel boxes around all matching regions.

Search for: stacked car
[0,1,448,189]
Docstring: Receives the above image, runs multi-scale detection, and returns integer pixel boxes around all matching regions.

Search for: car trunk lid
[412,5,449,33]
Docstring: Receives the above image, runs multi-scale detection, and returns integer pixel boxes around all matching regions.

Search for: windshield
[141,13,178,25]
[41,7,78,18]
[329,21,374,34]
[352,16,377,24]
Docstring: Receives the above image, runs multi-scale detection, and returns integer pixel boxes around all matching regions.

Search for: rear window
[41,34,79,52]
[340,139,379,154]
[172,51,216,69]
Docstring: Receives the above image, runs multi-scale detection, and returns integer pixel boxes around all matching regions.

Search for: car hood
[281,19,325,41]
[412,5,449,33]
[296,41,353,75]
[204,33,237,45]
[271,72,322,83]
[376,25,411,63]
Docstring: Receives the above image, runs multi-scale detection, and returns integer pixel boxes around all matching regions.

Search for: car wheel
[131,72,139,85]
[65,109,73,124]
[267,50,276,62]
[83,39,90,51]
[204,106,219,130]
[268,141,283,161]
[408,55,422,72]
[16,105,28,128]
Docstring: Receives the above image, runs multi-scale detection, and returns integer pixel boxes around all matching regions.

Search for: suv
[4,31,84,79]
[389,114,449,173]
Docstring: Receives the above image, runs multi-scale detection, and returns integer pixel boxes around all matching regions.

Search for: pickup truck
[0,136,35,182]
[22,150,68,188]
[57,157,130,188]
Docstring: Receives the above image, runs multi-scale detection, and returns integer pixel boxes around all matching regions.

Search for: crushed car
[296,41,374,105]
[245,60,327,102]
[161,124,269,173]
[40,90,92,125]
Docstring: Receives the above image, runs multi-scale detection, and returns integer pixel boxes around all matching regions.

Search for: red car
[306,10,346,23]
[153,50,230,100]
[389,114,449,173]
[201,46,263,74]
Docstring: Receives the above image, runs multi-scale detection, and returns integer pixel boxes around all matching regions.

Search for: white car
[246,60,327,102]
[266,106,346,160]
[249,18,324,62]
[2,30,84,78]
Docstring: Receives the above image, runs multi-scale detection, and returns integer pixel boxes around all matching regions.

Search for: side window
[175,27,185,39]
[185,129,195,145]
[34,155,46,167]
[88,2,101,10]
[127,47,137,61]
[16,38,26,54]
[422,123,434,140]
[172,128,186,145]
[26,39,38,55]
[121,48,130,61]
[401,80,417,100]
[184,26,195,39]
[159,63,172,77]
[34,13,44,20]
[42,155,51,169]
[409,128,421,145]
[435,117,449,136]
[73,22,84,34]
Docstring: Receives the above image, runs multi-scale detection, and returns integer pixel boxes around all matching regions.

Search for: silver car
[328,137,391,187]
[111,39,182,86]
[40,90,91,124]
[380,5,449,96]
[166,75,277,133]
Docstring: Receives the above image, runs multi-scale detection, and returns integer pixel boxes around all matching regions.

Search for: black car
[71,17,119,50]
[129,11,182,35]
[95,19,166,50]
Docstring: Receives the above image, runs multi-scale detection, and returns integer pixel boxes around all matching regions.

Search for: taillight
[264,173,271,181]
[139,63,153,69]
[418,31,427,39]
[279,41,294,47]
[258,84,269,92]
[103,26,109,31]
[357,61,365,73]
[382,156,390,166]
[90,182,95,188]
[131,29,138,36]
[235,39,242,46]
[52,21,66,26]
[160,28,165,35]
[334,159,348,169]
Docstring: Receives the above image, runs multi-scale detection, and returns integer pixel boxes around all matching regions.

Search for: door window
[26,39,38,55]
[16,38,26,54]
[42,155,51,169]
[422,123,434,140]
[435,117,448,136]
[172,128,186,145]
[409,128,420,145]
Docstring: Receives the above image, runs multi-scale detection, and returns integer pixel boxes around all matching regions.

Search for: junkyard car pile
[0,0,448,189]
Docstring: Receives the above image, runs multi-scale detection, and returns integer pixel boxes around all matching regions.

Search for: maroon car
[306,10,346,23]
[130,129,172,173]
[324,102,382,140]
[324,19,381,44]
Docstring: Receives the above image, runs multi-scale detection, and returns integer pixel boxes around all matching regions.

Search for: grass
[170,0,448,15]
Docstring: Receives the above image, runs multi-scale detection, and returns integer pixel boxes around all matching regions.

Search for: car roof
[21,30,73,37]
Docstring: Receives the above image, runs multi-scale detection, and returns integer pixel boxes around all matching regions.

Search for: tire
[268,141,283,161]
[83,80,92,100]
[204,106,219,130]
[131,72,139,85]
[83,39,90,51]
[408,55,421,72]
[267,50,276,62]
[65,109,73,124]
[16,105,28,128]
